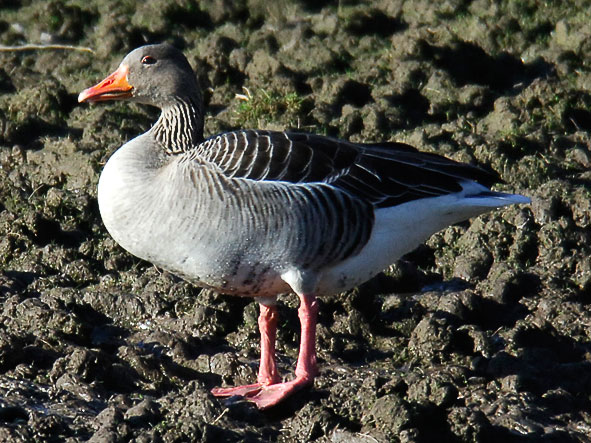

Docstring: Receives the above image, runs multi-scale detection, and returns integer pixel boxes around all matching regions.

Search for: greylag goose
[78,43,530,409]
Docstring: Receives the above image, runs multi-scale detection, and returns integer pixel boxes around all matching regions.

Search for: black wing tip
[475,165,503,187]
[358,141,503,188]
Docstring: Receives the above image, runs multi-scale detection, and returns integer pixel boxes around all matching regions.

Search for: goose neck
[152,96,204,154]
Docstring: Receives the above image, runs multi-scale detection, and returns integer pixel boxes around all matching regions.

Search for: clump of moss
[232,87,306,129]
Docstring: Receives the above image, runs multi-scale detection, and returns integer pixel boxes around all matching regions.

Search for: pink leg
[257,303,281,385]
[248,293,319,409]
[211,302,280,398]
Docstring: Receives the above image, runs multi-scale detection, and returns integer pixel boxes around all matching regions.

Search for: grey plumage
[80,43,529,298]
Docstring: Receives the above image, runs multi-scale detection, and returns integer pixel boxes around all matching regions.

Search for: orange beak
[78,65,133,103]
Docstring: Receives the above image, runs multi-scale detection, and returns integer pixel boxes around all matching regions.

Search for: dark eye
[141,55,156,65]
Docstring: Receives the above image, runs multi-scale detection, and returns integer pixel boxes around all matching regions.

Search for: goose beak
[78,64,133,103]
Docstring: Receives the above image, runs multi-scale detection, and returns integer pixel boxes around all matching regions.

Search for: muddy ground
[0,0,590,441]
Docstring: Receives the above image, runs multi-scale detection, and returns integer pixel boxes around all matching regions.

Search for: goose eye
[141,55,156,65]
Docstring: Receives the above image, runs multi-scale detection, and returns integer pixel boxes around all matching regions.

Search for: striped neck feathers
[152,97,204,155]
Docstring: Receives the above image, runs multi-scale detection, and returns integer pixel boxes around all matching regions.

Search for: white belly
[315,190,514,295]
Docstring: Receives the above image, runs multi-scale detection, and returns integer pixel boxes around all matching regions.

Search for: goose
[78,43,530,409]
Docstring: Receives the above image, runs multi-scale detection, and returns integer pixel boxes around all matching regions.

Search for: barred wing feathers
[194,129,499,208]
